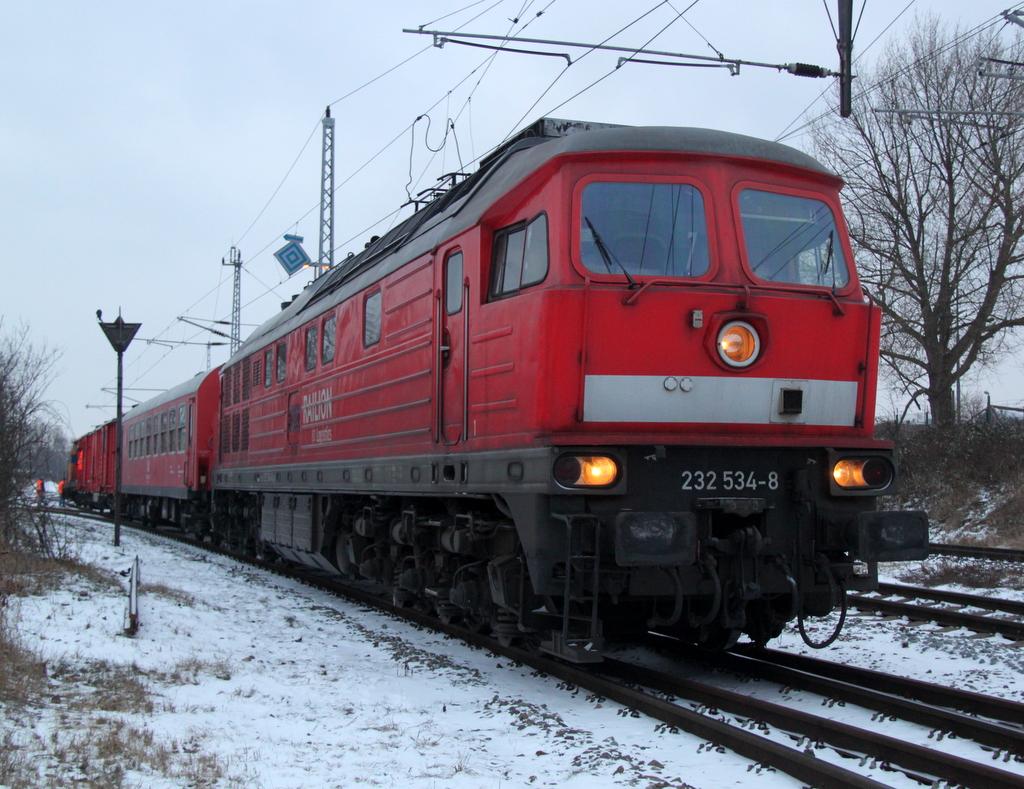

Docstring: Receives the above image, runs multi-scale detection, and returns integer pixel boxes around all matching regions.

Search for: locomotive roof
[229,120,833,364]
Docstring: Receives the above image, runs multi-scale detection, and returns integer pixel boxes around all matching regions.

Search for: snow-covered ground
[5,514,1024,788]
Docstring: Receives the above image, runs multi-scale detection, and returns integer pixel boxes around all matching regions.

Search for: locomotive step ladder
[541,514,603,663]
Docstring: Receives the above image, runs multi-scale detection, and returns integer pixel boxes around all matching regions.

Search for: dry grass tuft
[0,730,37,789]
[151,655,234,686]
[140,582,197,607]
[50,660,154,715]
[0,547,120,597]
[0,525,250,789]
[0,605,48,706]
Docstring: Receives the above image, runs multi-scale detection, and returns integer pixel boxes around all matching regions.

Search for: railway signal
[97,310,141,547]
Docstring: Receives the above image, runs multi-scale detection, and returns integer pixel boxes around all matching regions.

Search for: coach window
[364,290,382,346]
[276,342,287,384]
[305,325,318,371]
[168,407,177,453]
[264,348,273,387]
[160,411,167,454]
[322,314,336,364]
[445,251,464,314]
[738,189,850,289]
[146,417,152,456]
[490,213,548,299]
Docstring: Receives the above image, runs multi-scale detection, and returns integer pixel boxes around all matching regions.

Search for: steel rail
[644,635,1024,752]
[930,544,1024,563]
[597,657,1024,789]
[849,594,1024,642]
[877,582,1024,618]
[734,646,1024,728]
[61,508,895,789]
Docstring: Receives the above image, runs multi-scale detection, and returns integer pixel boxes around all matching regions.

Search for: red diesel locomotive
[76,119,927,660]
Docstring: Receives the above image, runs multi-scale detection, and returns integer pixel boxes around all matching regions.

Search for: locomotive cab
[468,122,927,657]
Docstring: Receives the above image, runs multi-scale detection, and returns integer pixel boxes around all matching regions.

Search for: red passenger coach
[69,420,116,508]
[120,369,221,529]
[84,119,928,661]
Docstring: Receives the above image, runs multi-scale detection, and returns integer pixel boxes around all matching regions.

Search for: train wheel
[744,599,788,648]
[462,610,490,634]
[699,624,741,651]
[332,533,353,575]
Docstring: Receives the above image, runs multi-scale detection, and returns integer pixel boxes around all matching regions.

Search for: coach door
[439,250,468,445]
[183,397,196,488]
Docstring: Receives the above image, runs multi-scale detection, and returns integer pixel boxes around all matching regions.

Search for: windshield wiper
[823,230,838,293]
[585,216,639,289]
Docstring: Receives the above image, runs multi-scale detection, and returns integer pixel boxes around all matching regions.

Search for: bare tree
[812,18,1024,425]
[0,321,62,548]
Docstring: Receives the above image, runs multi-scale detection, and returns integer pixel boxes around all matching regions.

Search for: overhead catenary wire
[83,1,707,416]
[172,4,527,374]
[403,0,559,202]
[522,1,702,127]
[774,5,1007,144]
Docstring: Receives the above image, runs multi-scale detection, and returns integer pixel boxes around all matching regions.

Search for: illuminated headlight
[832,457,893,490]
[554,455,619,488]
[717,321,760,367]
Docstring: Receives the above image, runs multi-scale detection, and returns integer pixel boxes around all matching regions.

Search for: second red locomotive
[76,118,927,660]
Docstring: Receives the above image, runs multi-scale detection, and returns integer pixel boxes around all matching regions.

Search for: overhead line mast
[318,107,336,280]
[222,247,242,355]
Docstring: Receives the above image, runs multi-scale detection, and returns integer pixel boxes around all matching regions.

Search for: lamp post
[98,311,141,547]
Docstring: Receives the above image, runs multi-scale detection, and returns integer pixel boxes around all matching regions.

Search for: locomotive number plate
[681,470,779,492]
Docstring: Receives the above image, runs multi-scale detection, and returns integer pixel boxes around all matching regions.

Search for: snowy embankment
[5,515,1024,788]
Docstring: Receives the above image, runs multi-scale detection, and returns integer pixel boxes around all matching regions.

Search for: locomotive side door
[439,249,468,445]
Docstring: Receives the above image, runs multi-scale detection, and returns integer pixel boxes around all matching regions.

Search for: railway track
[849,583,1024,642]
[56,507,1024,789]
[929,543,1024,563]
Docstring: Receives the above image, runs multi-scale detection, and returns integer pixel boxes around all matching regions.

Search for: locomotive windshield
[579,182,710,278]
[739,190,850,289]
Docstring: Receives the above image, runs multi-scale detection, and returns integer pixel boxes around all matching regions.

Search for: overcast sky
[1,1,1018,438]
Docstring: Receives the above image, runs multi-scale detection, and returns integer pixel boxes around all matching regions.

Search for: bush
[880,421,1024,492]
[880,421,1024,545]
[0,322,62,555]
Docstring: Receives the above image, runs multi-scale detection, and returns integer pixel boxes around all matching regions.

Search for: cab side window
[264,349,273,387]
[364,291,382,346]
[276,342,287,383]
[445,252,464,315]
[490,213,548,299]
[305,325,318,371]
[322,314,336,364]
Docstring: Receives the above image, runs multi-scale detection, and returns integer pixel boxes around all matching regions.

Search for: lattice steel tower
[318,107,335,279]
[222,246,242,355]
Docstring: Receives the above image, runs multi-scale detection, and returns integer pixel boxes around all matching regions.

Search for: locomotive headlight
[832,457,893,490]
[717,321,760,368]
[554,455,619,488]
